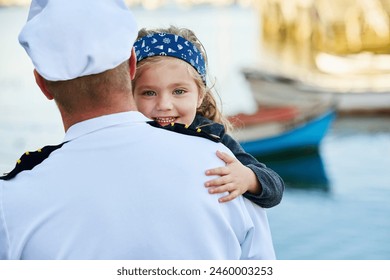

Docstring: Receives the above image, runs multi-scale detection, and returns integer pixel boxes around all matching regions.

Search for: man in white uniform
[0,0,275,260]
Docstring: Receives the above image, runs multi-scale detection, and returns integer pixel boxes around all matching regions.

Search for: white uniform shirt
[0,112,275,259]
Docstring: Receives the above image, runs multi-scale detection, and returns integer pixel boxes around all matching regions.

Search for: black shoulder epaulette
[0,142,67,181]
[147,121,221,143]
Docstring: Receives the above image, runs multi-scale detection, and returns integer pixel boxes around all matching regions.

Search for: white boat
[241,67,390,115]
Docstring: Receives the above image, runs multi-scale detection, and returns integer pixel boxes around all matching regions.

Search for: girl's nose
[156,95,173,111]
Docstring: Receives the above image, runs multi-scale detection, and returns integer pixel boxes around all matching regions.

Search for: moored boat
[228,104,336,156]
[242,67,390,116]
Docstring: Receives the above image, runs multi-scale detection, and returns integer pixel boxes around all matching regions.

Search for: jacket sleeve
[221,133,285,208]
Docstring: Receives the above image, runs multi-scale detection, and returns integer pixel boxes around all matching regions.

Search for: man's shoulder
[146,121,233,161]
[0,142,67,181]
[147,121,222,143]
[192,115,226,138]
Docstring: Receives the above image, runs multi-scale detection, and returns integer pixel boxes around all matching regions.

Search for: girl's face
[133,58,203,126]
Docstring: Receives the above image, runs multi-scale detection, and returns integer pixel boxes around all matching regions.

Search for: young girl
[132,26,284,207]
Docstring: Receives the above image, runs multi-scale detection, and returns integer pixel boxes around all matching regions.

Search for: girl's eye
[173,89,185,95]
[142,91,156,97]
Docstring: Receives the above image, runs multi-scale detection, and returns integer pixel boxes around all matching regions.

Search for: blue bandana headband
[134,33,207,84]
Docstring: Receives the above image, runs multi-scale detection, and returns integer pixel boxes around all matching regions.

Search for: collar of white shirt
[63,111,151,142]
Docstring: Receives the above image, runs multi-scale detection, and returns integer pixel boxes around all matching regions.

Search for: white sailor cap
[18,0,138,81]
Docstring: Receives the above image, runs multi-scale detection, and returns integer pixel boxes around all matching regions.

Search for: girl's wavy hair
[134,26,232,132]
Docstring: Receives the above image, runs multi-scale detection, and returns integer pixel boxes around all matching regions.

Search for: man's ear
[129,47,137,80]
[33,69,54,100]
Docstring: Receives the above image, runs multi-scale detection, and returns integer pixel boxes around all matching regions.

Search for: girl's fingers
[218,190,241,203]
[216,150,236,164]
[207,184,230,194]
[205,166,229,176]
[205,151,236,176]
[205,175,230,188]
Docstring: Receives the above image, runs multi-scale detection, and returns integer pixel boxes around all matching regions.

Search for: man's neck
[61,104,137,132]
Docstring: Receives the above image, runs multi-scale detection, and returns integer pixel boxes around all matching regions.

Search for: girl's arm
[205,133,285,208]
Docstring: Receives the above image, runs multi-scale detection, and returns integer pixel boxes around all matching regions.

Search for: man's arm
[0,183,10,259]
[239,198,276,260]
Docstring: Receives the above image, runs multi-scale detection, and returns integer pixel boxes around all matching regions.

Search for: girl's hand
[205,150,260,203]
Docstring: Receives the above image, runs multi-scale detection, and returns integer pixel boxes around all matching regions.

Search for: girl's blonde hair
[134,26,232,132]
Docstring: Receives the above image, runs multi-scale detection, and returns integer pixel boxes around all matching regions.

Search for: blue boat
[238,109,336,156]
[230,67,337,157]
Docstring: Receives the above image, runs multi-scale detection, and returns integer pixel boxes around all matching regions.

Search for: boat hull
[242,68,390,115]
[238,109,336,156]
